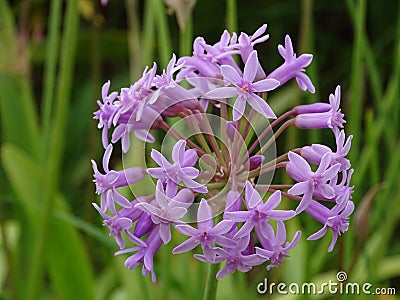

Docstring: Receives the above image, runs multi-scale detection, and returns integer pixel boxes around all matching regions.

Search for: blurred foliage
[0,0,399,299]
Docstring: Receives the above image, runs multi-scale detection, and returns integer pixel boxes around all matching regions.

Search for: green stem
[203,262,221,300]
[179,14,193,57]
[225,0,237,33]
[125,0,142,80]
[41,0,62,151]
[141,0,156,66]
[256,119,294,156]
[347,0,366,163]
[154,0,172,67]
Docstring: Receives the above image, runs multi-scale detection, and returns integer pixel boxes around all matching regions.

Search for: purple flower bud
[293,86,345,131]
[226,121,237,141]
[292,103,331,115]
[267,35,315,93]
[248,155,265,170]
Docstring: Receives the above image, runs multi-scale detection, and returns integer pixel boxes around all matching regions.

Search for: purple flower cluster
[92,24,354,281]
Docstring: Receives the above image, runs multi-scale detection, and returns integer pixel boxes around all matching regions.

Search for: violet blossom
[91,23,355,282]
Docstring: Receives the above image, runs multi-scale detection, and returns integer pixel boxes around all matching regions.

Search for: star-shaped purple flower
[200,234,266,279]
[135,180,194,244]
[306,190,354,252]
[147,140,208,196]
[91,144,146,213]
[115,227,162,282]
[267,35,315,93]
[225,181,295,238]
[206,50,279,121]
[294,85,346,131]
[255,221,302,270]
[173,199,236,259]
[286,151,341,213]
[300,130,353,171]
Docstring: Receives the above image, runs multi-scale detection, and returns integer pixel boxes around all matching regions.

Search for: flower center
[241,84,250,93]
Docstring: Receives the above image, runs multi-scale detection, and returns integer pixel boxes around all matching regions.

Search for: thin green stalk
[257,119,294,156]
[41,0,62,151]
[225,0,237,33]
[179,14,192,57]
[347,0,367,163]
[154,0,172,67]
[203,262,221,300]
[125,0,142,80]
[141,0,156,66]
[26,1,78,298]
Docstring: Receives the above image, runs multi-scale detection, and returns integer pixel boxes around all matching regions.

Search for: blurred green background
[0,0,399,299]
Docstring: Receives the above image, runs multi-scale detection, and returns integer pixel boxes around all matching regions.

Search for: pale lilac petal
[147,167,166,178]
[323,164,341,181]
[206,87,238,99]
[252,78,280,92]
[102,80,110,99]
[284,230,302,251]
[224,211,252,222]
[182,178,208,193]
[174,224,198,236]
[172,140,186,164]
[275,221,287,245]
[151,149,171,168]
[182,149,198,167]
[246,93,277,119]
[197,199,213,225]
[182,166,199,178]
[165,182,178,198]
[287,152,312,181]
[159,223,171,243]
[103,144,113,172]
[255,247,273,258]
[307,225,328,241]
[134,129,155,143]
[173,236,199,253]
[220,64,242,84]
[170,188,194,209]
[234,221,255,238]
[211,220,235,234]
[267,210,296,221]
[295,190,313,213]
[262,190,281,211]
[117,217,133,230]
[288,181,311,195]
[168,207,187,220]
[318,184,335,199]
[245,181,262,209]
[214,235,237,248]
[328,234,339,252]
[135,202,161,216]
[317,152,332,173]
[113,189,131,208]
[243,51,258,83]
[233,95,246,121]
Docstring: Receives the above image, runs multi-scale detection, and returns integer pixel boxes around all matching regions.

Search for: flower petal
[252,78,280,92]
[246,93,277,119]
[232,95,246,121]
[221,64,242,84]
[243,51,258,83]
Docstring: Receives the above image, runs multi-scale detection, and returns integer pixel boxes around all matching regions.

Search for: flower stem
[203,262,221,300]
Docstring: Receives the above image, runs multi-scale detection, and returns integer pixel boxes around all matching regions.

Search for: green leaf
[48,195,95,300]
[0,0,40,159]
[1,143,94,299]
[1,143,41,226]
